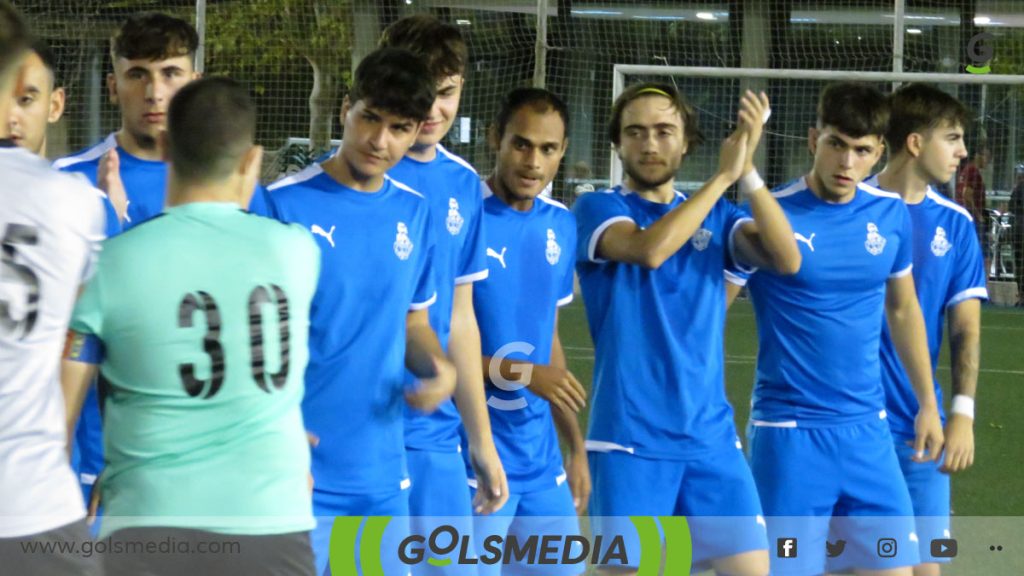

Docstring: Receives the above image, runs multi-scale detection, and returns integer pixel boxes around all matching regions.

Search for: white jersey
[0,144,106,538]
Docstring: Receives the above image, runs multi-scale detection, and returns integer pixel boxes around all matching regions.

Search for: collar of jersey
[165,201,242,215]
[618,183,687,206]
[0,138,15,148]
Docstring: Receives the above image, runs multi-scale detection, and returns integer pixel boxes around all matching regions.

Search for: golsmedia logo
[966,32,994,74]
[329,516,692,574]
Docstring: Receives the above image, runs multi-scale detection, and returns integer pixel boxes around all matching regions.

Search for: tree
[206,0,352,154]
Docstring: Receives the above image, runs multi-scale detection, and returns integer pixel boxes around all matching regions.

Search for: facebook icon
[777,537,798,558]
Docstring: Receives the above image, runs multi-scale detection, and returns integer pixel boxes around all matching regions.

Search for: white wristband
[951,395,975,419]
[739,169,765,197]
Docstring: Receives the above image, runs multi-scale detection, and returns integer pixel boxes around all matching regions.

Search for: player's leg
[892,437,949,576]
[0,519,100,576]
[589,450,683,576]
[312,487,411,576]
[678,438,768,576]
[407,448,475,575]
[494,481,583,576]
[828,419,919,576]
[748,424,840,576]
[470,490,521,576]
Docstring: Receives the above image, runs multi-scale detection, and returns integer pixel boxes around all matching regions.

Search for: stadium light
[974,16,992,25]
[907,28,923,34]
[696,12,717,21]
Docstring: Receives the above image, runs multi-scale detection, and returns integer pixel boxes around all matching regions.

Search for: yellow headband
[635,87,671,98]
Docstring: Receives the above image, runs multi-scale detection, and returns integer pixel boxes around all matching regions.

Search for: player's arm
[449,283,509,515]
[481,354,586,414]
[404,308,457,412]
[595,113,751,269]
[730,92,801,275]
[60,331,101,453]
[941,298,981,473]
[549,316,590,515]
[885,274,944,462]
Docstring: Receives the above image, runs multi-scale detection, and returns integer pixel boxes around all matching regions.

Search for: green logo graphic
[966,32,994,74]
[329,516,692,573]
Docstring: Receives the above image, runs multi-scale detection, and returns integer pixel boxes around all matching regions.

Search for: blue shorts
[470,481,583,576]
[588,440,767,570]
[895,435,952,565]
[748,418,920,575]
[312,487,410,576]
[407,449,474,576]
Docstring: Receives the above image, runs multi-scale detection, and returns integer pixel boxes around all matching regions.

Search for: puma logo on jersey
[487,247,507,269]
[311,224,336,248]
[794,232,816,252]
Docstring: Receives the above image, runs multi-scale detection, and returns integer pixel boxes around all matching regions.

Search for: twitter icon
[826,540,847,558]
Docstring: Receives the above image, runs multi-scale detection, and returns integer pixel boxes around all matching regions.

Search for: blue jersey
[388,145,488,452]
[574,186,752,459]
[54,133,165,232]
[256,164,437,494]
[864,176,988,438]
[748,177,914,427]
[470,189,576,493]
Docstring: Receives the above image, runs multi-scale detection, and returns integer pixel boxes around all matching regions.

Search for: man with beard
[572,83,800,576]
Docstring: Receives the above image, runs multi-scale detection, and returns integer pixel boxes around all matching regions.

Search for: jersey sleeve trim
[724,269,748,287]
[728,217,758,275]
[454,269,489,286]
[557,293,574,307]
[409,292,438,311]
[946,286,989,308]
[63,331,104,364]
[587,216,634,263]
[585,440,635,454]
[889,264,913,279]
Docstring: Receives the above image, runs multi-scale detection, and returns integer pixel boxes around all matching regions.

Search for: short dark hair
[494,87,569,141]
[379,14,467,80]
[29,39,59,87]
[110,13,198,63]
[817,82,890,139]
[885,84,969,154]
[608,82,704,152]
[349,47,435,123]
[167,77,255,183]
[0,1,30,80]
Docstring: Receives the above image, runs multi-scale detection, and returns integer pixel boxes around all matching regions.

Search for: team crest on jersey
[692,228,712,251]
[545,229,561,265]
[864,222,887,256]
[445,197,464,236]
[930,226,952,257]
[394,222,414,260]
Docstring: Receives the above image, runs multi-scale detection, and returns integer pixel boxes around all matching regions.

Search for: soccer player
[955,146,991,279]
[573,83,800,576]
[470,87,586,575]
[0,3,104,574]
[253,47,457,576]
[863,84,986,576]
[61,76,317,576]
[54,12,200,227]
[745,83,944,576]
[378,15,508,539]
[52,12,200,505]
[8,40,64,157]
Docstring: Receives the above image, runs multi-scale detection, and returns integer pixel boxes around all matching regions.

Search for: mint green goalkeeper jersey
[69,202,319,537]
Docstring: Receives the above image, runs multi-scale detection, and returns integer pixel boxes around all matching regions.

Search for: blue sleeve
[946,216,989,307]
[558,213,578,306]
[572,191,632,263]
[410,212,438,311]
[248,184,277,218]
[455,182,488,285]
[64,332,104,364]
[101,194,121,238]
[891,203,914,277]
[724,199,756,274]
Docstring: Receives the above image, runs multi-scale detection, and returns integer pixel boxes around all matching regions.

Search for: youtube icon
[930,539,958,558]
